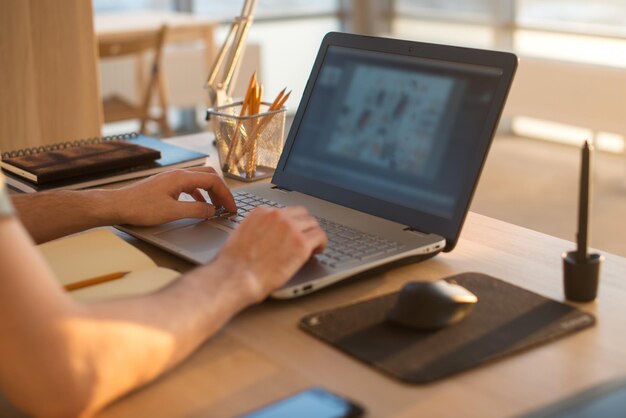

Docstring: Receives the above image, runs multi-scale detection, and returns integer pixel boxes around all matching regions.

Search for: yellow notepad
[38,230,180,301]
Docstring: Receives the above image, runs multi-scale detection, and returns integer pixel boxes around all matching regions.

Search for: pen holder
[207,101,287,181]
[562,251,603,302]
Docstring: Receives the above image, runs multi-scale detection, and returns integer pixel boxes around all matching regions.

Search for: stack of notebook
[1,133,208,193]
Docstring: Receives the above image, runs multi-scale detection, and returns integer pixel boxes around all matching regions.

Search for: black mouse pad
[299,272,596,384]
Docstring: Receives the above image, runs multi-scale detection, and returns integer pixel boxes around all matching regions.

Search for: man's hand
[12,167,237,243]
[213,206,328,302]
[1,170,325,417]
[112,167,237,226]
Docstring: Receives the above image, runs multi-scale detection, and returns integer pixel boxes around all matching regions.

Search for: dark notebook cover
[300,273,596,384]
[3,136,208,193]
[3,141,161,184]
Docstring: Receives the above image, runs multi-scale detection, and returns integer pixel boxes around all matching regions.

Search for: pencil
[271,88,286,110]
[223,73,257,171]
[64,271,129,291]
[275,90,290,109]
[235,90,290,167]
[247,84,264,176]
[576,140,590,262]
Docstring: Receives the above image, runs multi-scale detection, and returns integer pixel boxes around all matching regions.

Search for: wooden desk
[3,135,626,417]
[97,136,626,417]
[88,212,626,418]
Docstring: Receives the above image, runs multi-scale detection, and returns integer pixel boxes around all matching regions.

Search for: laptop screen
[274,33,517,250]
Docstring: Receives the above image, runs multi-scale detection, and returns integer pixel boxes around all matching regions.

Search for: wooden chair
[98,25,173,137]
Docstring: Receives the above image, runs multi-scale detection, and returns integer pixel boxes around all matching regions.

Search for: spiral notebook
[2,133,162,184]
[2,133,209,193]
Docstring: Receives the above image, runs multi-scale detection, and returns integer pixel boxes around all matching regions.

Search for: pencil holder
[207,101,287,181]
[562,251,603,302]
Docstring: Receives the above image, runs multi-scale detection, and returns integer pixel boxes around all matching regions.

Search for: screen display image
[325,66,455,180]
[284,45,504,220]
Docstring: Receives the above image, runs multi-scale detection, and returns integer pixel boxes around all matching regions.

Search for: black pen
[576,141,590,262]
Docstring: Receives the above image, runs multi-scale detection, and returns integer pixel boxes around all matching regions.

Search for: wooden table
[90,135,626,418]
[3,133,626,417]
[86,211,626,418]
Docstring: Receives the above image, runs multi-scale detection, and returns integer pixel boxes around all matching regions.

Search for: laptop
[118,32,517,299]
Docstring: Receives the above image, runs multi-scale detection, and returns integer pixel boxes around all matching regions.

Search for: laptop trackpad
[155,221,230,255]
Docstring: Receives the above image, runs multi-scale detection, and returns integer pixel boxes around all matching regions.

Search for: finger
[202,180,236,212]
[191,189,207,203]
[303,227,328,254]
[188,166,218,175]
[176,172,237,212]
[206,188,225,210]
[243,206,278,230]
[280,207,320,229]
[171,201,216,220]
[290,215,320,232]
[185,174,223,208]
[281,206,310,218]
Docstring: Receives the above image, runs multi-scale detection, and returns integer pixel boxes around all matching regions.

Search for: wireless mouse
[387,280,478,330]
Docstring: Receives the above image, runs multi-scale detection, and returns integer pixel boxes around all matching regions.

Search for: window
[517,0,626,33]
[396,0,495,20]
[392,0,501,50]
[93,0,173,13]
[193,0,338,21]
[392,0,626,152]
[195,1,341,108]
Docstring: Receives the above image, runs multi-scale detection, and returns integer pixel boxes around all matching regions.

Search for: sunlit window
[193,0,337,21]
[94,0,173,13]
[517,0,626,33]
[392,0,626,153]
[396,0,494,20]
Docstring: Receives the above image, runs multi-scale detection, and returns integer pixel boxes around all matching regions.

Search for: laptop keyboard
[215,191,405,268]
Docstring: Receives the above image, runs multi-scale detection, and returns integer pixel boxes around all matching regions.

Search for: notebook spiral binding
[1,132,138,159]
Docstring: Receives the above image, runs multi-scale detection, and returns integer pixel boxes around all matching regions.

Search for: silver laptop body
[118,32,517,299]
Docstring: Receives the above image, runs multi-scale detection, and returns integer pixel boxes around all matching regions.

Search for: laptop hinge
[404,226,427,236]
[271,186,291,192]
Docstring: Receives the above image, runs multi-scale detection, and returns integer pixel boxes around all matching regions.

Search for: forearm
[11,168,238,244]
[0,218,257,418]
[73,260,257,415]
[12,189,121,243]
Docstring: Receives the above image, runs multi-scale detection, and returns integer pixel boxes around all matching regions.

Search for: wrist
[183,251,265,315]
[202,254,264,307]
[82,188,123,226]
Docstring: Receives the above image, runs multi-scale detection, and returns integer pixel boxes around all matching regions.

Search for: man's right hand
[214,206,327,302]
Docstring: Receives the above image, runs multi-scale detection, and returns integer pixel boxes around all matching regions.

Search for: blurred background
[3,0,626,256]
[95,1,626,148]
